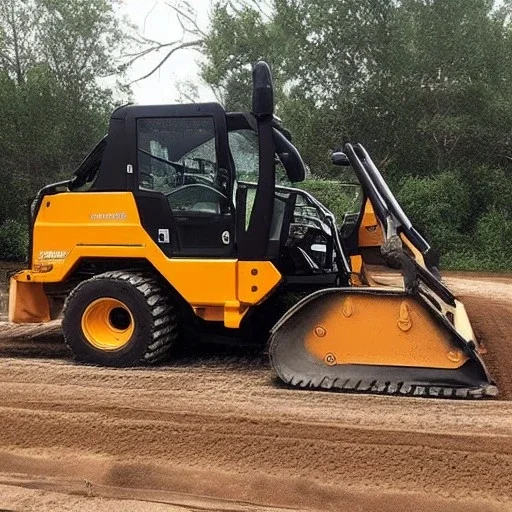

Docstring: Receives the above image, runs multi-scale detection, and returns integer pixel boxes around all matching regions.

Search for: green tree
[202,0,512,173]
[0,0,129,259]
[198,0,512,269]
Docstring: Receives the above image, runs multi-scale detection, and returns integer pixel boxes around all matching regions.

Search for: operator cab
[58,62,347,290]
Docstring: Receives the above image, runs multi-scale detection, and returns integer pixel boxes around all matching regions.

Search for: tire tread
[63,270,178,366]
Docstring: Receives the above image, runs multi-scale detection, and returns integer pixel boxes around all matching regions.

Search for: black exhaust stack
[240,61,276,260]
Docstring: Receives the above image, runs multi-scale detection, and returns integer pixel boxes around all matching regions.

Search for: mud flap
[269,288,497,398]
[9,278,51,323]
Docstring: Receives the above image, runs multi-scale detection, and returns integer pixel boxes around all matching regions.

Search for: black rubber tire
[62,271,178,366]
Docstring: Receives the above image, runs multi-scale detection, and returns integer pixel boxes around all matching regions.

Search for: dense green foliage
[0,0,126,260]
[300,170,512,271]
[0,0,510,271]
[397,168,512,270]
[203,0,512,270]
[0,218,28,261]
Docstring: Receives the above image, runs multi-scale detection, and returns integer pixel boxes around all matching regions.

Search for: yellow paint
[8,279,50,323]
[400,232,426,267]
[305,294,468,369]
[81,298,135,351]
[358,200,385,247]
[349,255,364,286]
[224,301,250,329]
[12,192,282,328]
[237,261,282,303]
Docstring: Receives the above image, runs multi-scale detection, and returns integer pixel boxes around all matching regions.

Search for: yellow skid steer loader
[9,62,496,398]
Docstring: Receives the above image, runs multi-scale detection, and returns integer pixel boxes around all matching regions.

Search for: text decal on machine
[39,251,69,260]
[90,212,127,221]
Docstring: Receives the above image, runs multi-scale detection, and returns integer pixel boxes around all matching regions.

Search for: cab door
[127,104,235,258]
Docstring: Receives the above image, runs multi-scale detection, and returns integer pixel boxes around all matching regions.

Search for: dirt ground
[0,273,511,511]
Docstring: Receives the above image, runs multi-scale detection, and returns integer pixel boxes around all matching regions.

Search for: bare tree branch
[122,1,210,84]
[165,2,207,37]
[124,1,272,93]
[126,32,165,47]
[129,39,204,83]
[143,1,158,33]
[122,40,186,68]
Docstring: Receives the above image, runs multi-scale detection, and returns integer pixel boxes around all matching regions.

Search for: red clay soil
[0,274,511,511]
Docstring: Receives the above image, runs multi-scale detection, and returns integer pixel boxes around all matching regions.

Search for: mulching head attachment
[269,286,497,399]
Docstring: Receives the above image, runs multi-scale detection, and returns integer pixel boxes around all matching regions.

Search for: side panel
[358,199,385,247]
[13,192,282,327]
[303,293,468,369]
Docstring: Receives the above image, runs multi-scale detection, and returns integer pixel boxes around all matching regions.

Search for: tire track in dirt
[0,355,511,510]
[0,273,511,511]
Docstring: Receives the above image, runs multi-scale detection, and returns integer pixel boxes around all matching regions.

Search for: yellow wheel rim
[81,298,135,351]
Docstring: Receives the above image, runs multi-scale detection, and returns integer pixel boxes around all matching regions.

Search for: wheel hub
[81,298,135,351]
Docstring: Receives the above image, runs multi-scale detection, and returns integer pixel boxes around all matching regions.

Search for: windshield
[228,129,291,186]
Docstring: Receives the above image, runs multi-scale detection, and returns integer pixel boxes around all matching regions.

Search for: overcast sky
[118,0,216,104]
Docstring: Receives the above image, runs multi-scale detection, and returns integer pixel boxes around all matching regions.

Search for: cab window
[137,117,229,214]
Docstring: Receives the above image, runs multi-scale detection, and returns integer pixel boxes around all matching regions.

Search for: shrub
[396,171,473,256]
[396,169,512,271]
[474,209,512,271]
[0,219,29,262]
[462,165,512,222]
[298,179,363,221]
